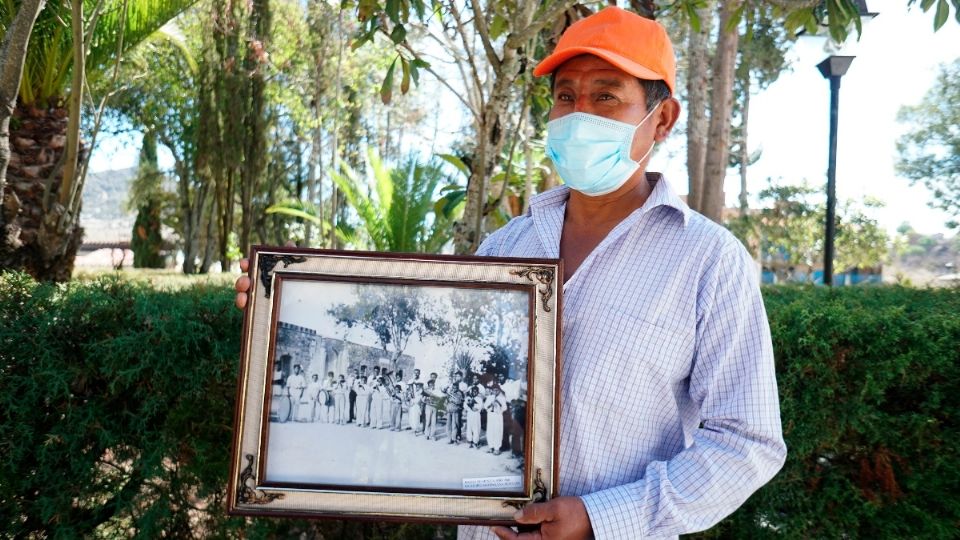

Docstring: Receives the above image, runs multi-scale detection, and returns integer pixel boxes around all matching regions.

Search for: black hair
[549,74,671,112]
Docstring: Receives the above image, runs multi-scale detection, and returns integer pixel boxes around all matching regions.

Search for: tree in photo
[896,57,960,230]
[328,285,443,371]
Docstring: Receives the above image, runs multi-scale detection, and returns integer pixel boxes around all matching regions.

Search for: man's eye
[556,93,573,102]
[598,94,614,101]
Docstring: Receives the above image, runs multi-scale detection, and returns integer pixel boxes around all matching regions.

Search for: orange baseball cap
[532,6,676,95]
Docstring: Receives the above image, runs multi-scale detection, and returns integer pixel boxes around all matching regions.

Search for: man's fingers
[285,240,297,247]
[514,502,554,524]
[235,275,251,293]
[239,258,249,272]
[235,292,248,310]
[491,526,543,540]
[490,526,518,540]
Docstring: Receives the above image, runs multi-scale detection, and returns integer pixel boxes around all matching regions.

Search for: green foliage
[728,180,890,278]
[3,274,959,538]
[1,274,959,537]
[0,271,449,538]
[0,0,200,106]
[694,285,960,539]
[896,58,960,229]
[271,149,454,253]
[130,132,166,268]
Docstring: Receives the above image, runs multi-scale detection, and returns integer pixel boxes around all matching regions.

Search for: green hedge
[1,272,957,538]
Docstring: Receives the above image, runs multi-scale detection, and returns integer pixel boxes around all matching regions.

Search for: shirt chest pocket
[565,309,694,413]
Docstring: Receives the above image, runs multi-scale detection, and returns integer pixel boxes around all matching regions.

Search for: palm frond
[2,0,199,105]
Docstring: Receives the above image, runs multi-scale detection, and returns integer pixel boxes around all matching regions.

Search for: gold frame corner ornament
[509,267,556,312]
[502,468,548,510]
[236,454,284,505]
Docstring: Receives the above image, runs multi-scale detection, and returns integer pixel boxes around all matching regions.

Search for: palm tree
[268,149,455,254]
[0,0,198,280]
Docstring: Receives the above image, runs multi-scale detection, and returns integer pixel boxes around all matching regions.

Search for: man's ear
[654,97,681,142]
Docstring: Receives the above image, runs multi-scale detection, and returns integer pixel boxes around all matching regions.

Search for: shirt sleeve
[579,240,787,538]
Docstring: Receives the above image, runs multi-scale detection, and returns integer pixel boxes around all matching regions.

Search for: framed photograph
[228,246,562,525]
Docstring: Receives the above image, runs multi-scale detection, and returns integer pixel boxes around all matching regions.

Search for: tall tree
[0,0,45,240]
[730,4,790,212]
[0,0,199,280]
[329,285,443,371]
[728,180,890,281]
[129,131,165,268]
[350,0,580,253]
[896,58,960,230]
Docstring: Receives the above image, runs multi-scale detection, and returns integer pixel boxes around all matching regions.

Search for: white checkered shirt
[459,175,786,539]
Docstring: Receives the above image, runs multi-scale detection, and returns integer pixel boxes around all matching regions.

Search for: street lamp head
[817,55,855,79]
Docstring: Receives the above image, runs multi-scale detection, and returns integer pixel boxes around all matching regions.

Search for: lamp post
[813,0,877,287]
[816,55,854,287]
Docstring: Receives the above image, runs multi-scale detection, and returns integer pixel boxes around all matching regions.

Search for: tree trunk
[700,0,742,223]
[0,103,84,281]
[0,0,47,233]
[685,0,712,211]
[239,0,270,254]
[522,108,534,216]
[305,56,325,246]
[739,72,751,212]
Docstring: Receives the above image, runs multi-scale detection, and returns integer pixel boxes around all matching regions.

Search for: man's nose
[573,96,594,114]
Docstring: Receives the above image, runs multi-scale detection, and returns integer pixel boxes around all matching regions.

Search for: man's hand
[491,496,593,540]
[234,258,251,309]
[234,241,297,310]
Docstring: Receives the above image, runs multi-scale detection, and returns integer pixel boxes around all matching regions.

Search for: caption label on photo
[462,475,523,490]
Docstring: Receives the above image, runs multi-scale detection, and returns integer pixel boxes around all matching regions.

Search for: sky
[87,0,960,237]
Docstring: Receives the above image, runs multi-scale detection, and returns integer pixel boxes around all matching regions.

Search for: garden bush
[1,272,957,538]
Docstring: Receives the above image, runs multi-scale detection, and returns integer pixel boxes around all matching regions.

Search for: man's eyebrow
[553,77,626,89]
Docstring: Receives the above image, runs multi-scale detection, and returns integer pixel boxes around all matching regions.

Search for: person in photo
[465,386,483,449]
[306,373,324,422]
[423,379,441,440]
[355,375,370,427]
[390,384,404,431]
[370,376,384,428]
[285,364,307,422]
[443,371,466,444]
[322,371,337,423]
[408,382,423,434]
[333,374,349,425]
[484,385,507,455]
[347,367,358,423]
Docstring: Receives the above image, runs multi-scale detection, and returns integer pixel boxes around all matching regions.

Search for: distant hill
[81,167,137,245]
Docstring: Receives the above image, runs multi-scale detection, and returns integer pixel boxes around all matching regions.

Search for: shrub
[0,272,443,539]
[699,285,960,539]
[1,273,957,538]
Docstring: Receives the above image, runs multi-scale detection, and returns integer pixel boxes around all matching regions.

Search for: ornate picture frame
[227,246,562,525]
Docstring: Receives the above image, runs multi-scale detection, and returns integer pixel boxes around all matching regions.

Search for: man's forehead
[553,55,634,83]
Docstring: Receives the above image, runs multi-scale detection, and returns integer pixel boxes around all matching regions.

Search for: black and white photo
[265,279,530,493]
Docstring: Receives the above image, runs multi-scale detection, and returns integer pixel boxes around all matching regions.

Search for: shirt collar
[529,172,691,227]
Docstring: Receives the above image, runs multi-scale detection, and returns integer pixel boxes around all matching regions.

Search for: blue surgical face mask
[546,105,659,196]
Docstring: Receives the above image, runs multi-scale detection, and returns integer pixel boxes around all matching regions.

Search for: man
[422,379,441,440]
[443,371,466,444]
[347,367,359,423]
[499,374,525,457]
[234,7,784,538]
[323,371,337,423]
[285,364,307,423]
[306,373,324,422]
